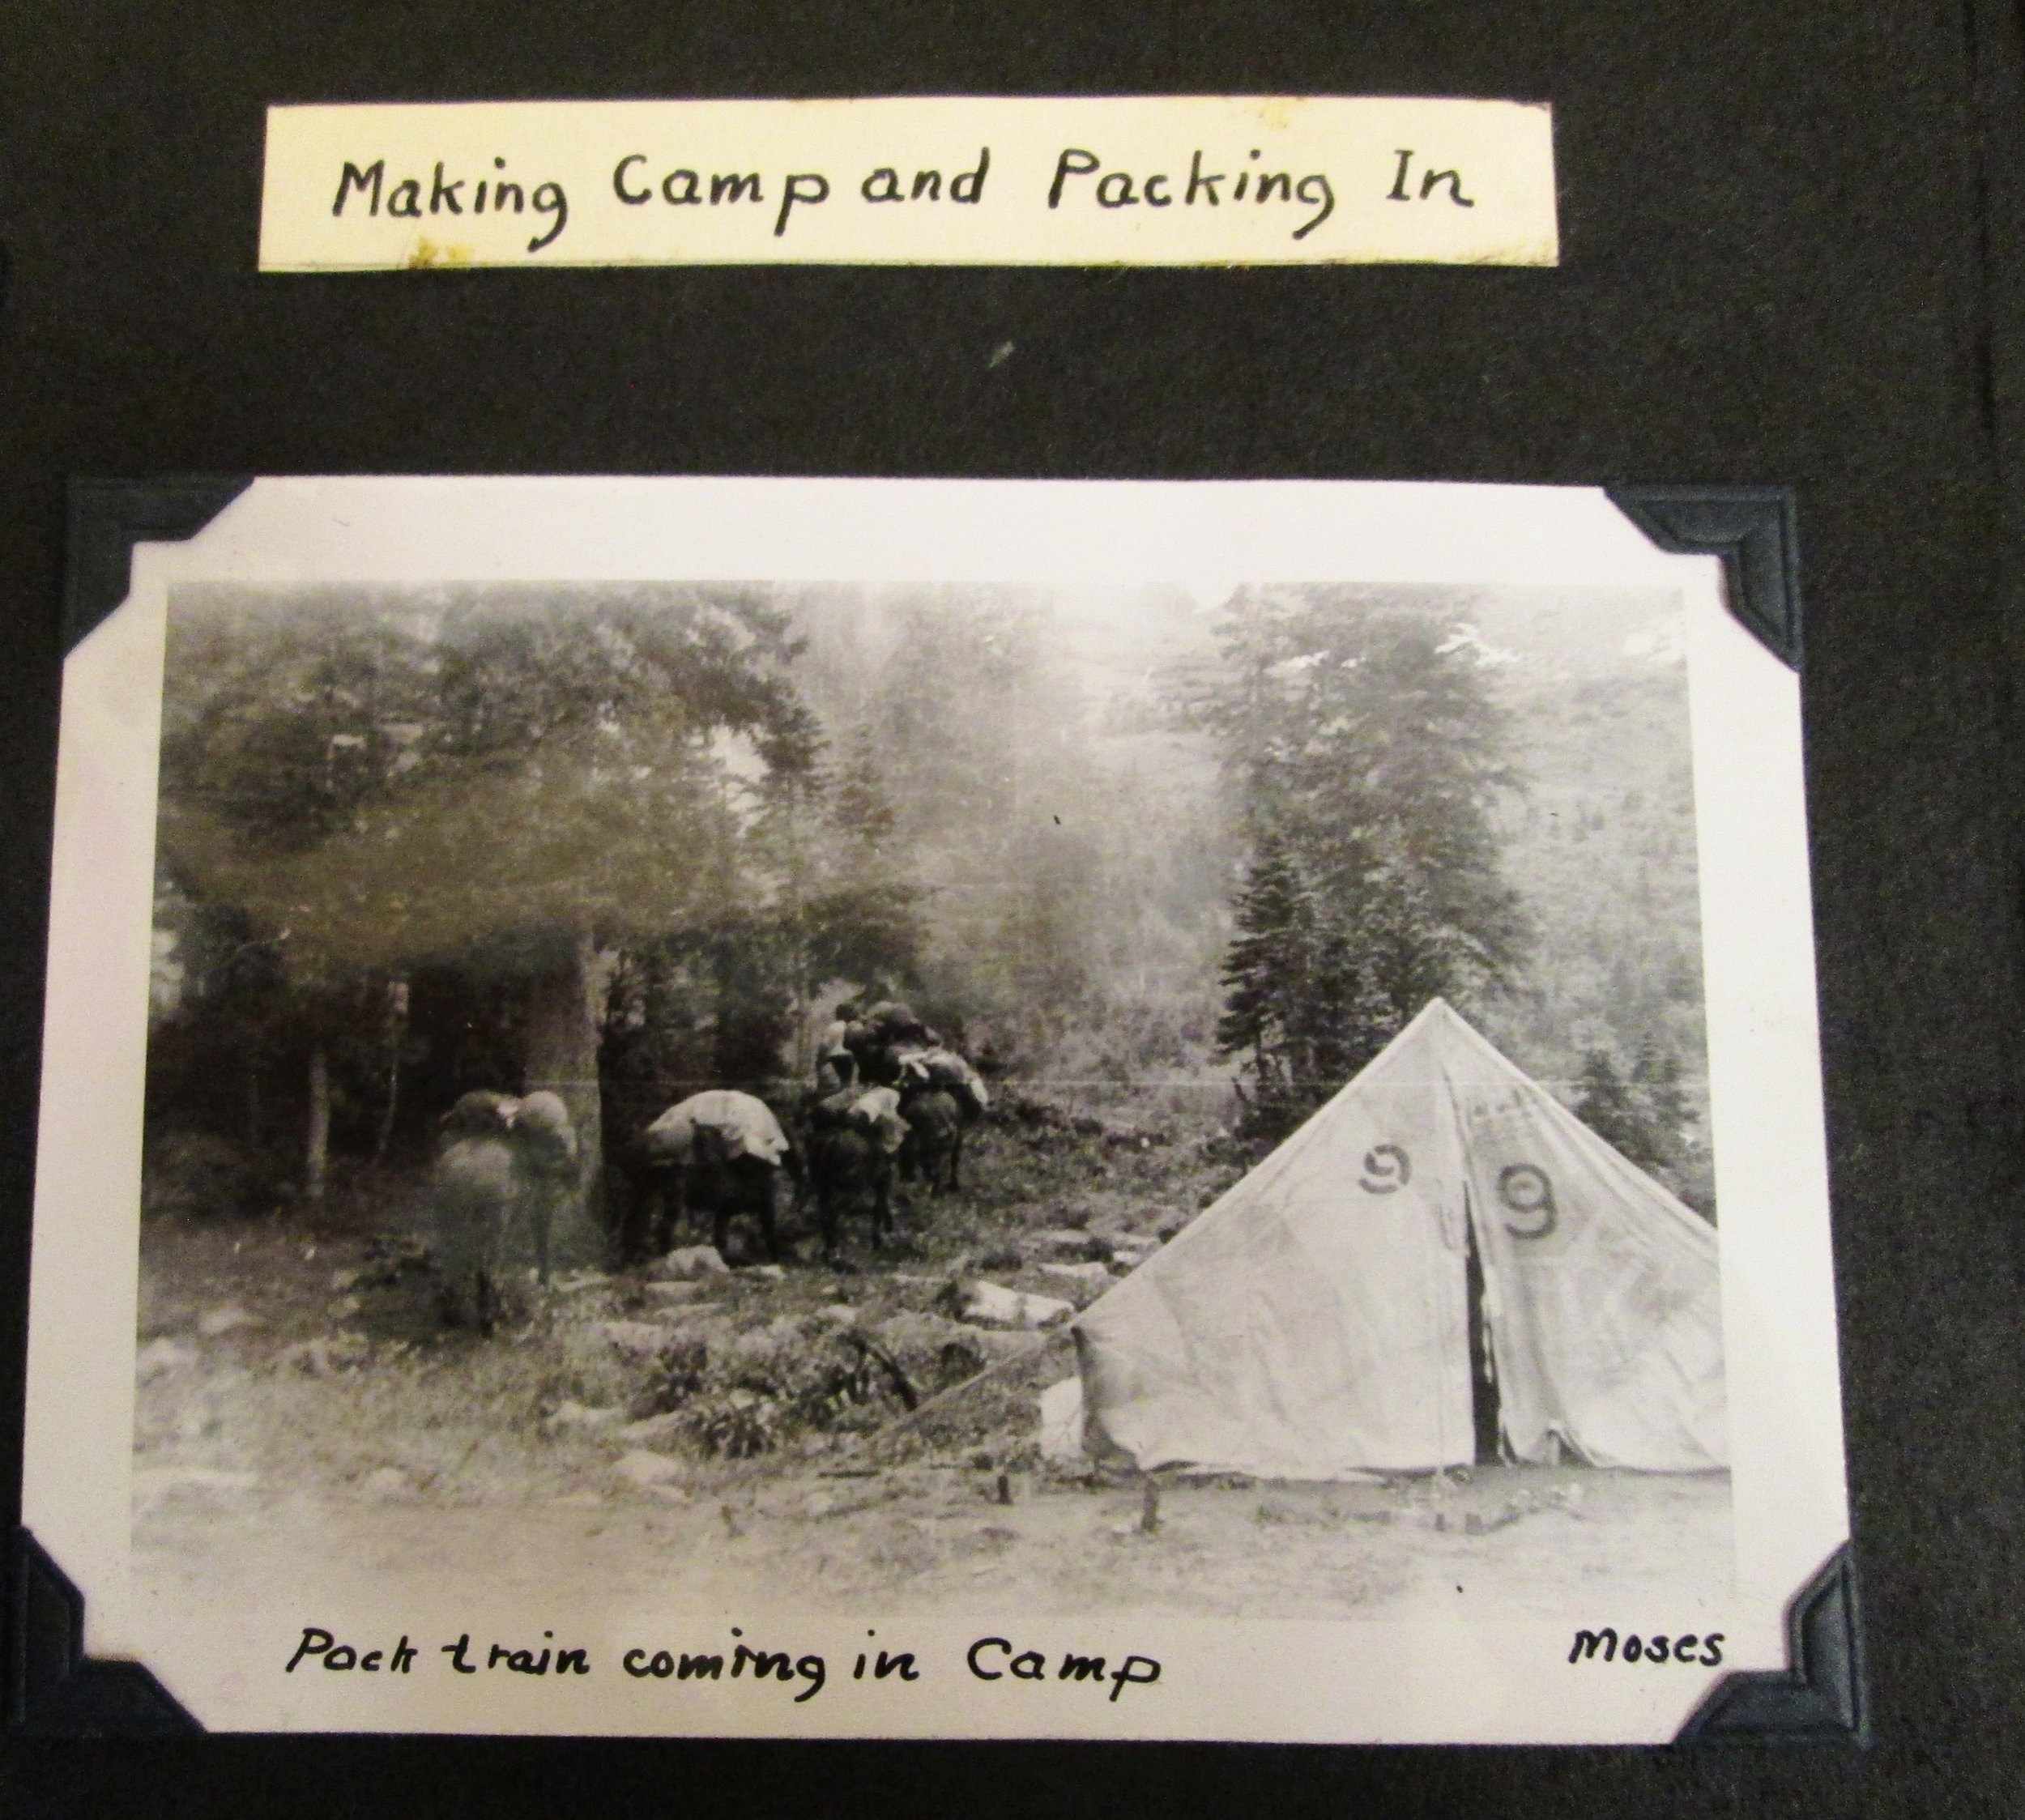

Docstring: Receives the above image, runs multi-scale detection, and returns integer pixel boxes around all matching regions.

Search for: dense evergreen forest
[145,576,1713,1234]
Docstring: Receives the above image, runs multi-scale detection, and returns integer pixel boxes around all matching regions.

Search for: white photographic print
[22,477,1847,1740]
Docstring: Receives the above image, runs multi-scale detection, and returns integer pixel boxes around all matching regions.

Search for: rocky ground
[130,1110,1733,1627]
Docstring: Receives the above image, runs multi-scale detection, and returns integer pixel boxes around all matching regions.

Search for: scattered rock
[198,1305,262,1339]
[647,1246,729,1281]
[553,1269,611,1295]
[329,1268,363,1293]
[330,1294,364,1319]
[744,1264,787,1282]
[965,1328,1047,1362]
[136,1337,198,1382]
[1038,1377,1087,1463]
[956,1279,1074,1329]
[1108,1235,1161,1264]
[642,1281,707,1306]
[875,1310,968,1352]
[357,1466,410,1502]
[811,1304,859,1330]
[616,1412,684,1447]
[1028,1228,1107,1261]
[360,1234,432,1286]
[1038,1260,1113,1287]
[173,1404,220,1443]
[279,1335,369,1377]
[595,1319,680,1359]
[546,1400,625,1434]
[613,1451,684,1490]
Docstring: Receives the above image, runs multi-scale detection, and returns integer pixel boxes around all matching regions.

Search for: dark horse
[896,1080,963,1194]
[804,1121,898,1260]
[613,1124,794,1264]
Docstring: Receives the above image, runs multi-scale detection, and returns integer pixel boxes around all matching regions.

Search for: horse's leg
[663,1170,687,1258]
[949,1127,963,1193]
[642,1172,665,1262]
[759,1173,782,1262]
[625,1171,649,1263]
[819,1185,840,1263]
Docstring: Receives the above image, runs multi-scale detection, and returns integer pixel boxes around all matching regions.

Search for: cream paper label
[258,97,1558,270]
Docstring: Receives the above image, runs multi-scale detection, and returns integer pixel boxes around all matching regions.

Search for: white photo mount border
[10,475,1857,1745]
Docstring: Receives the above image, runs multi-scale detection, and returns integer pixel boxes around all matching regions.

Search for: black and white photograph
[21,478,1844,1740]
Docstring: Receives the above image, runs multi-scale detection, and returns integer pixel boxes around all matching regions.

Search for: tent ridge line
[1077,1003,1456,1304]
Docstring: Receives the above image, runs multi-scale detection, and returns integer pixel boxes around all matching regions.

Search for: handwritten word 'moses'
[1048,148,1334,241]
[1568,1629,1724,1665]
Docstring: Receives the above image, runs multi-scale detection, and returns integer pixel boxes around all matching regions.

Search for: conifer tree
[1196,587,1528,1139]
[1631,1034,1695,1168]
[1573,1049,1652,1161]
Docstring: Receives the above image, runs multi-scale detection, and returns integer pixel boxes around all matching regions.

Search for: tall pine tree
[1196,587,1528,1139]
[1573,1049,1656,1163]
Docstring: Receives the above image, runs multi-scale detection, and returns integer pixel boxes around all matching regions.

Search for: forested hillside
[1450,589,1713,1209]
[778,585,1238,1103]
[146,578,1712,1221]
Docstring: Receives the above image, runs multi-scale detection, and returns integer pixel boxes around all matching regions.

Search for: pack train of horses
[428,1001,991,1332]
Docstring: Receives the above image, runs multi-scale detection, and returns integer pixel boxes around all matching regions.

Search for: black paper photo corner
[1605,486,1801,670]
[62,477,254,654]
[1676,1543,1866,1745]
[8,1529,200,1737]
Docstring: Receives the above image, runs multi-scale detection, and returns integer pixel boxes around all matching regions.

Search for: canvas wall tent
[1073,1000,1728,1477]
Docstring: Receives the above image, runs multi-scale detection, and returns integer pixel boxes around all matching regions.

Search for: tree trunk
[305,1046,330,1208]
[523,931,610,1264]
[373,977,408,1163]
